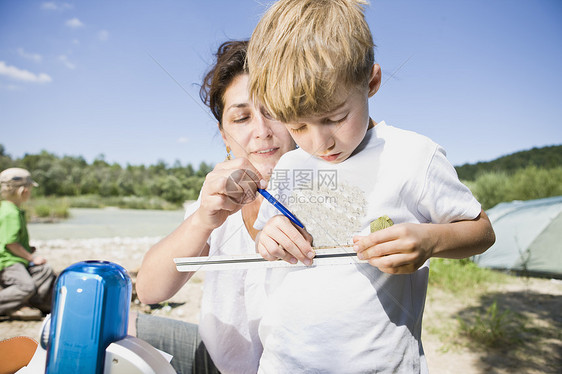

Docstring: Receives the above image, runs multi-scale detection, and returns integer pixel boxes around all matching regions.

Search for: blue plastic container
[45,260,132,374]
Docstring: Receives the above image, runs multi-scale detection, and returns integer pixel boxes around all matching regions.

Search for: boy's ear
[367,64,382,97]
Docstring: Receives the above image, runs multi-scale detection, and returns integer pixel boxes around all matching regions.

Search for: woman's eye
[233,116,250,123]
[260,107,273,120]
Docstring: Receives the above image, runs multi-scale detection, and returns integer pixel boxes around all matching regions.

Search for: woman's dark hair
[199,40,249,127]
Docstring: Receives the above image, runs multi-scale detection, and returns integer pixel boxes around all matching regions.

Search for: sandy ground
[1,236,561,373]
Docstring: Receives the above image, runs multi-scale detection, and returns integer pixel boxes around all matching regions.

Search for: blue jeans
[136,313,220,374]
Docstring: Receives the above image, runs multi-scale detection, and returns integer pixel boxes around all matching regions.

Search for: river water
[28,207,186,240]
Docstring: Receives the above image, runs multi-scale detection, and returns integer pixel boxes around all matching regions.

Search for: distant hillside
[455,145,562,181]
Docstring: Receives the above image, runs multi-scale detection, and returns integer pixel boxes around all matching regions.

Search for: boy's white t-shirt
[184,201,264,374]
[253,121,481,373]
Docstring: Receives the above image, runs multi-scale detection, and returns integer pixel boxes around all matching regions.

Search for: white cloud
[58,55,76,70]
[17,48,43,63]
[42,2,73,11]
[65,18,84,28]
[98,30,110,42]
[41,2,57,10]
[72,39,80,45]
[177,137,189,144]
[0,61,52,83]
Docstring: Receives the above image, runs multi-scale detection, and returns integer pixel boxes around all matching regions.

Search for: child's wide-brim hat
[0,168,39,187]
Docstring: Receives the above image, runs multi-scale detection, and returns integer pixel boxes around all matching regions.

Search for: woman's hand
[353,223,435,274]
[196,158,265,230]
[256,215,314,266]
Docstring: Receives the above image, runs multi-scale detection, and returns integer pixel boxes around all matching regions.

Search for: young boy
[0,168,55,320]
[247,0,495,372]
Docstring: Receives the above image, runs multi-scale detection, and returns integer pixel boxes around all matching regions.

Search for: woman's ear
[219,122,229,146]
[368,64,382,97]
[17,186,25,197]
[219,124,233,160]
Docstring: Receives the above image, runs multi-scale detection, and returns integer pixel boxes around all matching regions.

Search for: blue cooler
[45,260,132,374]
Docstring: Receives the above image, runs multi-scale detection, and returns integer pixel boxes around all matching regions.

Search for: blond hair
[0,183,25,200]
[248,0,374,123]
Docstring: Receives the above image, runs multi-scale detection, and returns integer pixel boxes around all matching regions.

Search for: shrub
[26,198,70,220]
[458,301,528,348]
[468,166,562,209]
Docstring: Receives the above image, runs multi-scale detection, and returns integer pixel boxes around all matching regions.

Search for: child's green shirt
[0,200,31,270]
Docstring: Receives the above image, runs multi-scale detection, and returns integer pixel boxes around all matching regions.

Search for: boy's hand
[32,256,47,265]
[256,215,314,266]
[353,223,436,274]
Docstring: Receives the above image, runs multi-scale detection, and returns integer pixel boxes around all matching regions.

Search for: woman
[135,40,296,374]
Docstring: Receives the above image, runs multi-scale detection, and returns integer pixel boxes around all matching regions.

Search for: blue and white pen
[258,188,305,229]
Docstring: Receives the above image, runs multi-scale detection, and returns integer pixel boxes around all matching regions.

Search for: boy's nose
[312,126,335,154]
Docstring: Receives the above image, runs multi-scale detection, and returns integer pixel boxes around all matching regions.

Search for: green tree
[468,172,510,210]
[158,175,186,203]
[0,144,13,171]
[510,166,562,201]
[196,161,213,177]
[456,145,562,180]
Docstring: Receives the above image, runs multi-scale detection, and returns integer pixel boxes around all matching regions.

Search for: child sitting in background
[0,168,55,321]
[247,0,495,372]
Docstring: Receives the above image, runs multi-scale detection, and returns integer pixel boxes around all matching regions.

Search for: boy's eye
[289,124,307,133]
[326,114,348,124]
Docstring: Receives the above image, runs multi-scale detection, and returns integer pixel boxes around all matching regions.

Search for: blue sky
[1,0,561,169]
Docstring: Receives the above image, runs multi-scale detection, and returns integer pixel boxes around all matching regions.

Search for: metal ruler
[174,245,367,272]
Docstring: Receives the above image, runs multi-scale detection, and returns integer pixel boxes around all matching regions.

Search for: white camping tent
[472,195,562,279]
